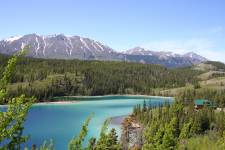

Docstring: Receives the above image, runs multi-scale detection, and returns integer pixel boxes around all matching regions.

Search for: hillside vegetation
[128,100,225,150]
[0,54,202,103]
[161,61,225,107]
[0,54,225,106]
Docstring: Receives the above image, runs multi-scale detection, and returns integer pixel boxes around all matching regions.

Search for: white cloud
[141,38,225,62]
[139,26,225,62]
[199,50,225,62]
[141,38,213,54]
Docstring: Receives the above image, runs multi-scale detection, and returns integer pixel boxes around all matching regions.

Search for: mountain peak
[0,34,208,68]
[183,52,208,62]
[0,34,117,60]
[183,51,198,56]
[125,47,153,55]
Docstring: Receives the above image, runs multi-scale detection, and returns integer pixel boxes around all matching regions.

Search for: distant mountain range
[0,34,208,68]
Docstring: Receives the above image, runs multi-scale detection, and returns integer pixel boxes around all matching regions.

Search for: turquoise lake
[2,95,173,149]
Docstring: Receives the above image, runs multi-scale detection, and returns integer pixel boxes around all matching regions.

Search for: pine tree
[154,124,165,149]
[190,117,201,135]
[143,120,159,147]
[179,120,192,139]
[86,137,96,150]
[40,139,55,150]
[94,120,121,150]
[143,100,147,112]
[161,118,177,150]
[106,128,121,150]
[108,128,118,146]
[0,50,34,149]
[94,119,110,149]
[69,114,93,150]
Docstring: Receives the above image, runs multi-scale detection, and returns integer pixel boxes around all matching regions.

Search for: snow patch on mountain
[5,36,23,42]
[0,34,208,68]
[80,37,90,50]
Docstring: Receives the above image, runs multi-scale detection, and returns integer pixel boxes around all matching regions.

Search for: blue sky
[1,0,225,62]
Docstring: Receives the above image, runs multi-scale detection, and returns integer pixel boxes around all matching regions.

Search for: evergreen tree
[190,117,201,135]
[154,124,165,149]
[108,129,118,145]
[161,117,177,150]
[94,119,110,149]
[40,139,55,150]
[94,120,121,150]
[0,50,33,149]
[106,128,121,150]
[86,137,96,150]
[179,120,192,139]
[69,114,92,150]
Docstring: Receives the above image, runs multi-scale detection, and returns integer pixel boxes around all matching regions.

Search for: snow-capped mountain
[123,47,207,67]
[125,47,154,56]
[0,34,122,60]
[125,47,206,60]
[0,34,208,68]
[182,52,208,64]
[125,47,183,58]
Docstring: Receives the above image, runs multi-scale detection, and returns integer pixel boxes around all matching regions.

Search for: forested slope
[0,54,202,102]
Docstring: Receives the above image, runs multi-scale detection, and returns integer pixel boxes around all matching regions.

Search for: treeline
[176,88,225,107]
[0,54,202,102]
[132,101,225,149]
[205,61,225,71]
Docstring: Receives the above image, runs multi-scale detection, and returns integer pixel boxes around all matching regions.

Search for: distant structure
[194,99,216,110]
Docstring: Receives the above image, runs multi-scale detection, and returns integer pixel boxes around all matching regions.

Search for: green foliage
[107,128,120,148]
[133,100,225,150]
[86,137,96,150]
[179,119,192,139]
[205,61,225,71]
[161,117,177,149]
[142,120,159,149]
[69,116,121,150]
[69,114,93,150]
[93,119,121,150]
[0,54,202,102]
[180,132,223,150]
[176,87,225,108]
[94,119,110,149]
[39,139,55,150]
[189,116,201,135]
[194,82,201,89]
[0,51,33,149]
[153,124,164,149]
[217,131,225,149]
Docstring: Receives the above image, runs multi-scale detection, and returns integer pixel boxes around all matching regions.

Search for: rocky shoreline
[121,115,143,150]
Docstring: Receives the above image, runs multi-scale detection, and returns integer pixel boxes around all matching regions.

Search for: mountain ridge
[0,34,208,68]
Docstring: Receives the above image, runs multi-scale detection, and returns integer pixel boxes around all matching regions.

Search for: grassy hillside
[160,61,225,106]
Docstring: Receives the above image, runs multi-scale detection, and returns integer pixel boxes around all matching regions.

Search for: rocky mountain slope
[124,47,207,68]
[0,34,208,68]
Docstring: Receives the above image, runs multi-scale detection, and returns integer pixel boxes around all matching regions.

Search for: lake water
[2,95,173,149]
